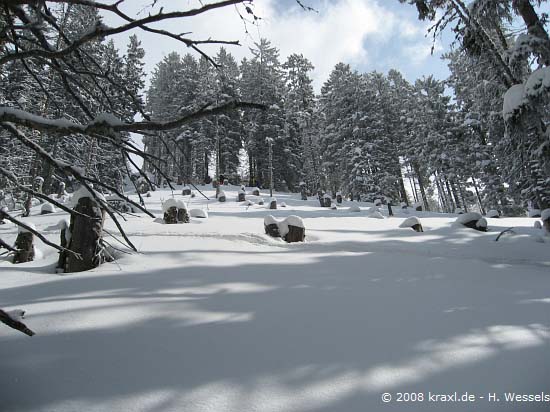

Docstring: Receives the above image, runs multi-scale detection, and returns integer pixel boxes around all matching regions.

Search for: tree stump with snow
[487,209,500,218]
[13,231,34,263]
[66,193,106,273]
[455,212,487,232]
[280,216,305,243]
[218,191,226,202]
[164,207,178,224]
[41,203,55,215]
[414,202,423,212]
[336,192,343,204]
[269,199,277,209]
[264,216,281,238]
[252,188,260,196]
[182,186,191,196]
[238,191,246,202]
[177,207,190,223]
[322,194,332,208]
[137,180,149,194]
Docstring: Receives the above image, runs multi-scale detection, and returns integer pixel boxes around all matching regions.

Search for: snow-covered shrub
[528,209,541,218]
[486,209,500,218]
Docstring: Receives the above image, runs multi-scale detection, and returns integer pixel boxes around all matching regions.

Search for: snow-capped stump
[374,198,382,206]
[455,212,487,232]
[414,202,423,211]
[399,216,423,232]
[280,202,287,207]
[528,209,541,218]
[321,193,332,208]
[13,223,36,264]
[252,187,260,196]
[455,208,464,214]
[181,186,191,196]
[136,179,149,194]
[331,204,337,210]
[258,198,265,206]
[487,209,500,218]
[33,176,44,193]
[176,200,189,223]
[218,190,226,202]
[279,215,306,243]
[66,186,106,273]
[348,205,361,213]
[400,202,407,209]
[162,198,178,224]
[542,209,550,233]
[269,198,277,210]
[189,208,208,219]
[336,191,343,204]
[57,182,68,199]
[237,189,246,202]
[264,215,281,238]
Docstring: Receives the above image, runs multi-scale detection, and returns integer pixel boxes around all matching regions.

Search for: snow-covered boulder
[399,216,423,232]
[368,211,385,219]
[348,205,361,213]
[455,212,487,232]
[189,208,208,219]
[41,203,55,215]
[486,209,500,218]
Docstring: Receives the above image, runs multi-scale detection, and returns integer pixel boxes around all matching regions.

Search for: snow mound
[487,209,500,218]
[162,198,178,212]
[41,203,55,213]
[368,211,385,219]
[189,208,208,218]
[399,216,421,228]
[280,202,287,207]
[542,209,550,221]
[176,200,187,210]
[455,212,483,225]
[348,205,361,212]
[264,215,278,226]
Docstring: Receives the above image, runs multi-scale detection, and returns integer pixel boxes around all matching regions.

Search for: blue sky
[106,0,454,92]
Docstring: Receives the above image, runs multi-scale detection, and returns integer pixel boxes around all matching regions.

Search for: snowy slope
[1,185,549,412]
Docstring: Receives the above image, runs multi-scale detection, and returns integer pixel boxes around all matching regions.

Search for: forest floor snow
[1,185,549,412]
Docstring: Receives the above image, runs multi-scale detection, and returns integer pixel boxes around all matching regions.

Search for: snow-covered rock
[41,203,56,214]
[455,212,483,225]
[189,209,208,219]
[368,211,385,219]
[348,205,361,212]
[399,216,421,228]
[487,209,500,218]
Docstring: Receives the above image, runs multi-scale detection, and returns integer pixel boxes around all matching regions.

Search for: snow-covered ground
[1,185,549,412]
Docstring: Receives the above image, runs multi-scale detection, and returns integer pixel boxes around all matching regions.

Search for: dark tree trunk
[65,197,106,273]
[13,232,34,264]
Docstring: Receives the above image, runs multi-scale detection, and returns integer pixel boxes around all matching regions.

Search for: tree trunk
[65,196,105,273]
[13,232,34,264]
